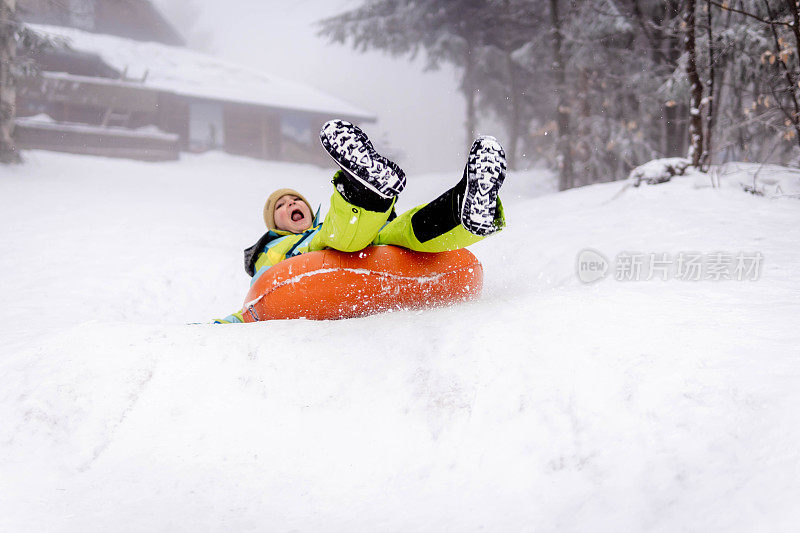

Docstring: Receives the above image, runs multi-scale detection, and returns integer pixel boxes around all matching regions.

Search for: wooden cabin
[18,0,185,46]
[14,0,375,163]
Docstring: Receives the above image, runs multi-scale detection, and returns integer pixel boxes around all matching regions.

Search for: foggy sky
[153,0,473,175]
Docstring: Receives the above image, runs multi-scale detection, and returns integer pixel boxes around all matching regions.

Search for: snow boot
[319,119,406,199]
[460,135,507,236]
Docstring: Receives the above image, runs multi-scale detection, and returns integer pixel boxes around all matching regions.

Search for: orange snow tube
[241,246,483,321]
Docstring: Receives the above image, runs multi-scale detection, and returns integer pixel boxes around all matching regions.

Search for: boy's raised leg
[460,135,507,236]
[320,119,406,198]
[374,136,507,252]
[311,120,405,252]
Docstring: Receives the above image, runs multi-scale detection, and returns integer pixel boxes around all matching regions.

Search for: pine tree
[468,0,542,170]
[1,0,58,164]
[549,0,573,190]
[319,0,499,150]
[320,0,800,187]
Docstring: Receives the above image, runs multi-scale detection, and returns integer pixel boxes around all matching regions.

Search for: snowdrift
[1,152,799,532]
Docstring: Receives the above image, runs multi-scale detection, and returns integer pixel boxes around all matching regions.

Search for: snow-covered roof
[16,114,180,141]
[28,23,375,121]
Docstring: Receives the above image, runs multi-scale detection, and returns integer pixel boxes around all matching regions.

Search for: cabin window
[189,101,225,151]
[68,0,95,30]
[281,114,312,147]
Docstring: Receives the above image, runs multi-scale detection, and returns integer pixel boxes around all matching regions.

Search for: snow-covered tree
[319,0,800,187]
[319,0,502,152]
[1,0,19,163]
[1,0,58,164]
[685,0,705,167]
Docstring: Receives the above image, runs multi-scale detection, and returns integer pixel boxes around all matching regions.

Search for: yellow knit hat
[263,188,312,230]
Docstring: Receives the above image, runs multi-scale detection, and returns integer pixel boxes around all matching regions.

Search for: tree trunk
[463,42,477,149]
[1,0,20,164]
[549,0,573,190]
[789,0,800,77]
[684,0,705,168]
[701,0,714,169]
[499,0,520,170]
[764,0,800,148]
[664,0,682,156]
[575,67,592,185]
[505,50,520,170]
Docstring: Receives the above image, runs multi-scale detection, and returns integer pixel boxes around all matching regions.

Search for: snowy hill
[1,151,799,532]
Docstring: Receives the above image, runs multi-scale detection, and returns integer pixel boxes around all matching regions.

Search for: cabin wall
[279,111,330,166]
[16,74,161,128]
[15,66,368,166]
[220,105,341,166]
[14,120,180,161]
[222,104,281,160]
[157,93,190,150]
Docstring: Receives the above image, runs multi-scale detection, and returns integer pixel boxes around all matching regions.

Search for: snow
[1,151,800,531]
[20,112,57,123]
[27,24,375,121]
[713,161,800,198]
[631,158,800,198]
[15,115,179,141]
[628,157,689,186]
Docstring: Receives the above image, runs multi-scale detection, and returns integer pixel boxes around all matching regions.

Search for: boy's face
[274,194,312,233]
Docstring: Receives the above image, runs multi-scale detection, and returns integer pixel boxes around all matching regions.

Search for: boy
[215,119,507,323]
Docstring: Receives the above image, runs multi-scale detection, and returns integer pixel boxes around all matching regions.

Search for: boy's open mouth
[291,209,304,222]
